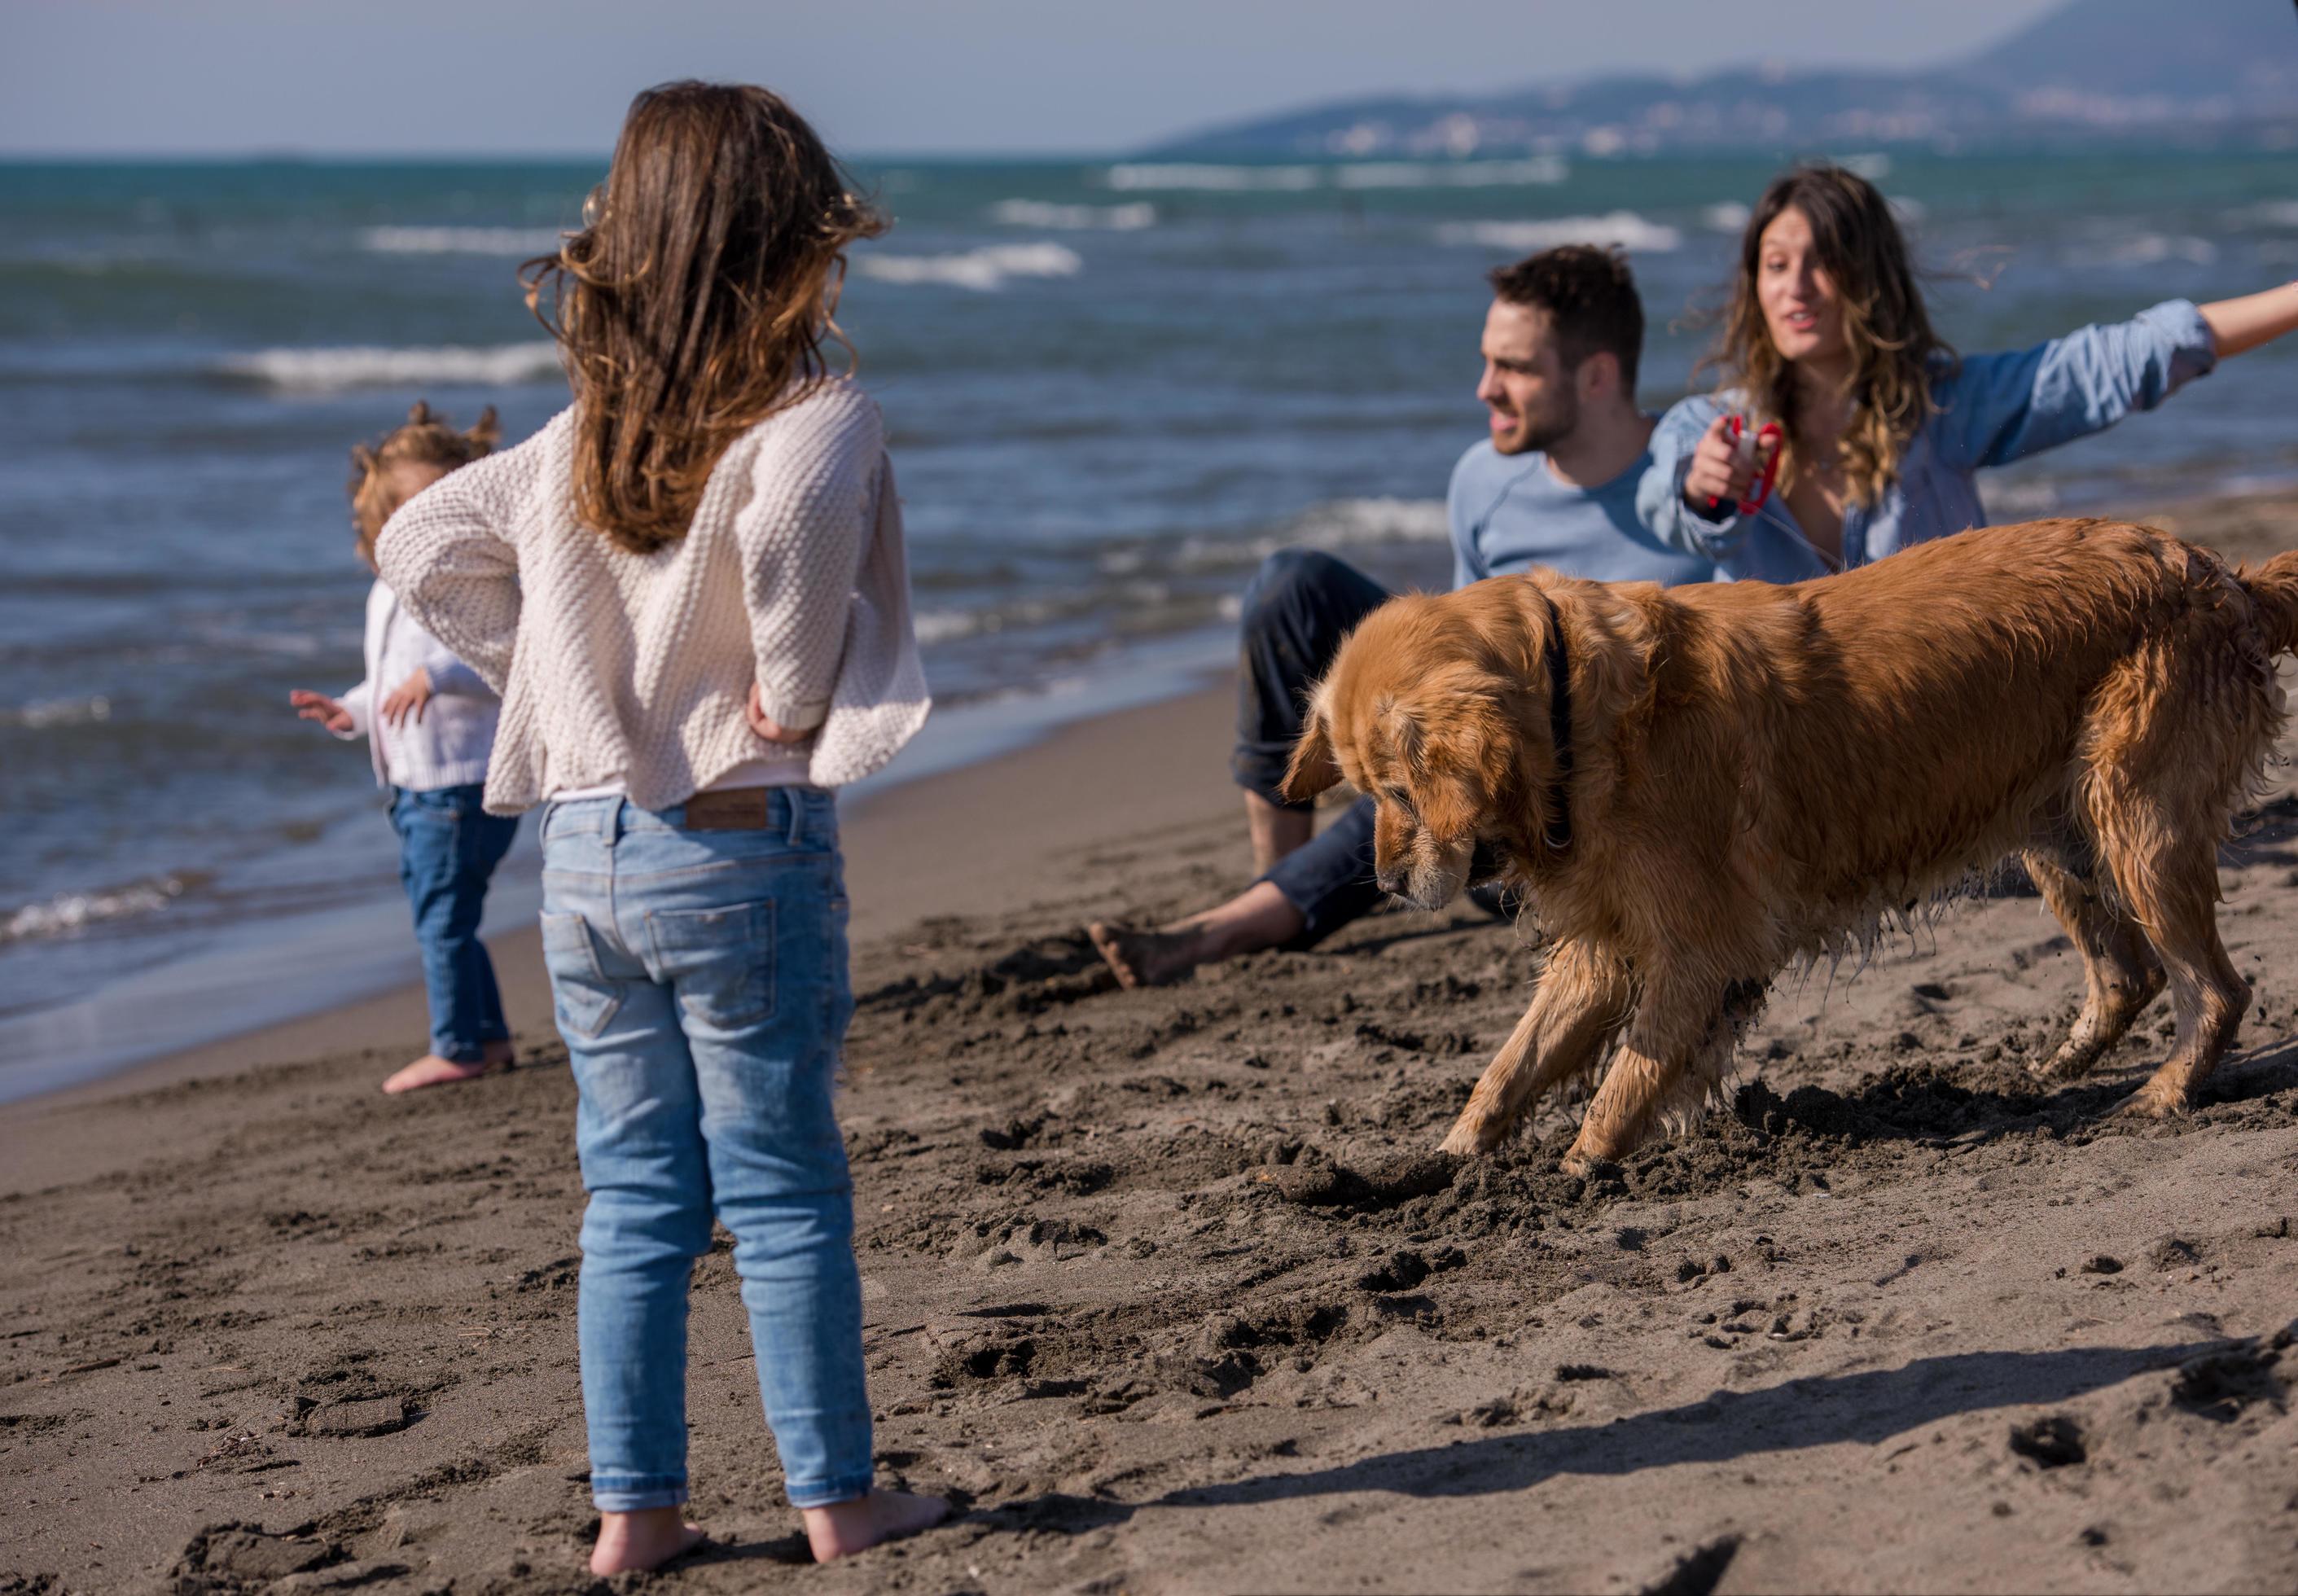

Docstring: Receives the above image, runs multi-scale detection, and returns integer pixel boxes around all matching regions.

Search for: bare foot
[381,1054,493,1094]
[591,1508,706,1576]
[1089,883,1305,991]
[1087,921,1213,989]
[801,1489,949,1563]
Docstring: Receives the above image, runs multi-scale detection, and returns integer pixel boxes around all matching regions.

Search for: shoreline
[0,622,1239,1113]
[0,680,1243,1194]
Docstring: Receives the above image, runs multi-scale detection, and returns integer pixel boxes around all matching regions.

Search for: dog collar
[1538,588,1574,854]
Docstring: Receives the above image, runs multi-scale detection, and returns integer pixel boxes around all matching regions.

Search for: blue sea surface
[3,149,2296,1094]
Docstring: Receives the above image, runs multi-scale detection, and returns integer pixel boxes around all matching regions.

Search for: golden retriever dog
[1281,519,2298,1174]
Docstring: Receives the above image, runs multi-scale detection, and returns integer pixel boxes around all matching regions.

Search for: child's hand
[290,689,355,735]
[746,682,813,744]
[379,668,433,727]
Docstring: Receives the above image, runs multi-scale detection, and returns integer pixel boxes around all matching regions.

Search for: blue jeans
[1230,550,1515,942]
[390,783,519,1063]
[537,788,872,1513]
[1231,550,1392,946]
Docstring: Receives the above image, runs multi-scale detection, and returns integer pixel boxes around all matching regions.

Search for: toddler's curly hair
[348,401,499,566]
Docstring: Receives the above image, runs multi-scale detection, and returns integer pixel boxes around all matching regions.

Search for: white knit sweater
[375,379,929,814]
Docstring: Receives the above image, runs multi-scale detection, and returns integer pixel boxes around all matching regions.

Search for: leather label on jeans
[682,790,771,831]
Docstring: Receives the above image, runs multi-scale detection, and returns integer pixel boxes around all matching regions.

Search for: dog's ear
[467,406,501,452]
[1281,704,1343,803]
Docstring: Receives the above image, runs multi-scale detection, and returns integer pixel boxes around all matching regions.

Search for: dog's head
[1281,579,1585,911]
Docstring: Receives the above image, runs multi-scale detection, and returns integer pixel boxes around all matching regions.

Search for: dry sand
[4,498,2297,1594]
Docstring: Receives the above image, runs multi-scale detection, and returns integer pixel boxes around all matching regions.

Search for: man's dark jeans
[1230,549,1395,947]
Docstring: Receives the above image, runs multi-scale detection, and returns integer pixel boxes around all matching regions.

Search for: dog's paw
[1437,1120,1498,1158]
[2109,1085,2190,1121]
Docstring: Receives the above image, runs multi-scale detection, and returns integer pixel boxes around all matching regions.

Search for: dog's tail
[2239,549,2298,656]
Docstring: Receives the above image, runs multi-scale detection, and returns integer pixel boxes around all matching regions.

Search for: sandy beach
[5,494,2298,1594]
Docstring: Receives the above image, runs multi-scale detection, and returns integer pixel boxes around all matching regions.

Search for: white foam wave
[1332,157,1569,189]
[1175,497,1451,572]
[220,342,565,392]
[1704,201,1752,233]
[988,200,1156,231]
[1437,213,1683,253]
[2102,234,2218,268]
[1296,497,1451,546]
[360,226,565,256]
[2,873,199,945]
[1104,163,1321,192]
[913,607,992,646]
[1,695,112,730]
[2234,200,2298,228]
[856,243,1084,292]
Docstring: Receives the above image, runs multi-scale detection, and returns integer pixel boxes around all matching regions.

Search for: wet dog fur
[1281,518,2298,1173]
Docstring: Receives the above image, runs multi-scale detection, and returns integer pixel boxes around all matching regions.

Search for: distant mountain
[1147,0,2298,158]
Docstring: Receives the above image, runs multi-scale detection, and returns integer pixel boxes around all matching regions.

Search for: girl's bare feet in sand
[801,1489,950,1562]
[591,1507,706,1575]
[381,1040,513,1094]
[1088,881,1305,989]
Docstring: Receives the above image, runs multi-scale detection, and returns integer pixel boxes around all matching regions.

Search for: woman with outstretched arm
[1638,163,2298,582]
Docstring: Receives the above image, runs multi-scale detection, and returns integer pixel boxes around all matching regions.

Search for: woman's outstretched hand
[1682,414,1757,512]
[289,689,354,735]
[379,668,433,727]
[745,682,814,744]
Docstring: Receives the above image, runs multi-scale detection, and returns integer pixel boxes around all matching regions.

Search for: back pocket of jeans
[539,910,621,1041]
[646,898,774,1030]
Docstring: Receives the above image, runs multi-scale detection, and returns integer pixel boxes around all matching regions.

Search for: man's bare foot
[1089,881,1305,990]
[381,1053,493,1094]
[1087,921,1215,989]
[801,1489,949,1563]
[591,1507,706,1575]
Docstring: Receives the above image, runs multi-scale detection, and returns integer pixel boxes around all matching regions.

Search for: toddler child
[290,401,519,1094]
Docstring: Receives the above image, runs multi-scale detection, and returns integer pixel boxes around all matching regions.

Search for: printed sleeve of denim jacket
[1929,300,2218,472]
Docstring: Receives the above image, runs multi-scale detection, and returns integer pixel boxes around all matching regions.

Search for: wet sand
[4,497,2297,1594]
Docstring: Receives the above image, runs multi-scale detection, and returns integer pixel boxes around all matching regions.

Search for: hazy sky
[4,0,2067,157]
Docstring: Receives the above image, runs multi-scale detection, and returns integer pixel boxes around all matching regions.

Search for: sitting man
[1090,243,1714,987]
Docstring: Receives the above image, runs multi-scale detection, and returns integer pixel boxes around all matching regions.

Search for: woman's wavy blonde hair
[348,401,498,567]
[521,81,886,555]
[1707,164,1952,507]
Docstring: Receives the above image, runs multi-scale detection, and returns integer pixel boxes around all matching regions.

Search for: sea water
[3,149,2295,1093]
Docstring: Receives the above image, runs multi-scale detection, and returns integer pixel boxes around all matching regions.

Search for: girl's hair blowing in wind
[521,81,887,556]
[1707,163,1953,507]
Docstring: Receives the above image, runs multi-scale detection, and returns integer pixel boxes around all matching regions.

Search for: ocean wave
[1331,157,1569,189]
[359,226,566,256]
[987,200,1157,231]
[2,871,205,945]
[1173,497,1451,572]
[2101,234,2218,268]
[1704,201,1752,233]
[856,243,1084,292]
[218,342,565,392]
[1437,213,1683,253]
[1103,163,1322,192]
[0,695,112,730]
[2234,200,2298,228]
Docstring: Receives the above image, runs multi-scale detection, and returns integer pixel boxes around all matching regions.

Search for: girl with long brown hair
[1639,163,2298,580]
[378,82,941,1572]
